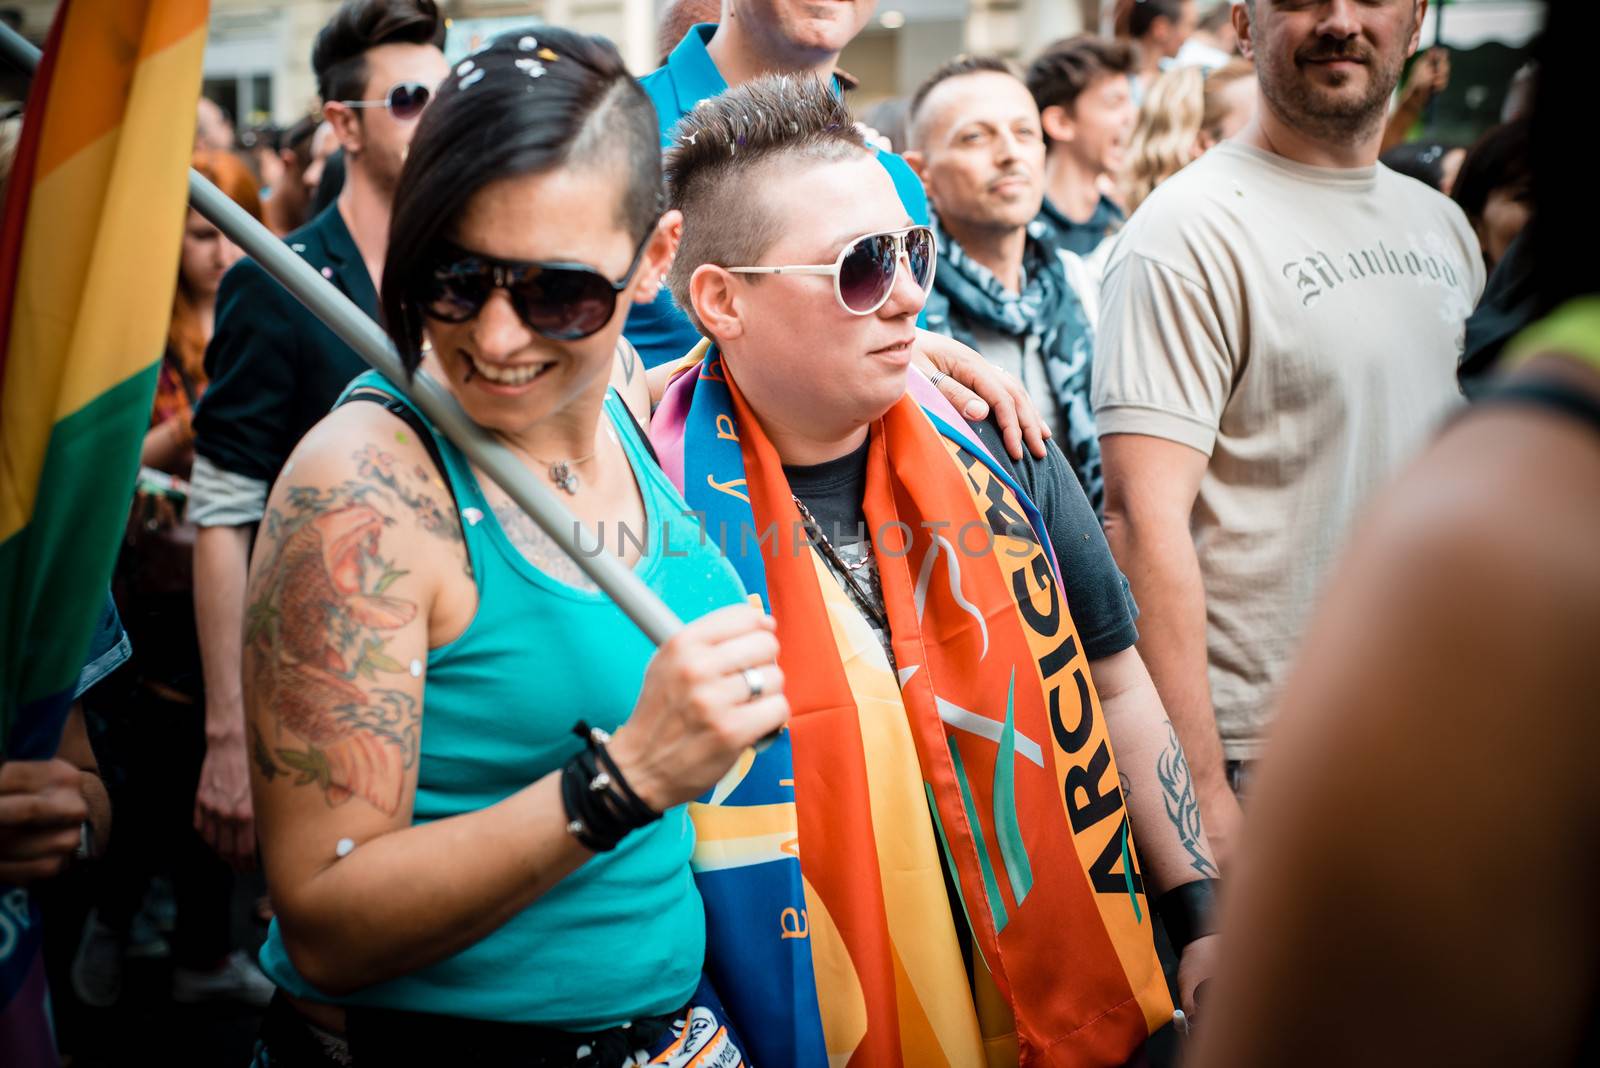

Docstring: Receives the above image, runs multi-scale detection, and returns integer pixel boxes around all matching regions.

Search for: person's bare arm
[1193,393,1600,1067]
[1101,432,1242,869]
[141,418,193,474]
[57,703,111,855]
[249,414,788,996]
[1381,47,1450,153]
[1092,647,1219,1014]
[193,522,256,869]
[1093,648,1217,893]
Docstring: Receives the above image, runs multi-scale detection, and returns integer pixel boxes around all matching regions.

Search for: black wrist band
[1155,878,1220,952]
[559,721,660,852]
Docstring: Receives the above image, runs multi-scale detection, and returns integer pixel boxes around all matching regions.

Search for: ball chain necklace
[529,449,598,495]
[507,433,602,496]
[791,494,887,631]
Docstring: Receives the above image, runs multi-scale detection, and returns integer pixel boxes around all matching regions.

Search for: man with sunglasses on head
[188,0,446,873]
[651,75,1219,1066]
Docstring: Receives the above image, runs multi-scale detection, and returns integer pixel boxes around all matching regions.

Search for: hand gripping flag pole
[0,21,686,649]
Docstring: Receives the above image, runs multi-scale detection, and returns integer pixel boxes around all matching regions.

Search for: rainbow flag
[0,2,207,1059]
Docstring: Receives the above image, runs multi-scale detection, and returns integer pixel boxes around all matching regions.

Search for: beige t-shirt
[1093,140,1485,760]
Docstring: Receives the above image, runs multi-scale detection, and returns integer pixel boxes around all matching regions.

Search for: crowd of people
[2,0,1592,1065]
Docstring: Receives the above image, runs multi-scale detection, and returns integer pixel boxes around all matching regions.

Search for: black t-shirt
[193,204,378,487]
[784,417,1138,663]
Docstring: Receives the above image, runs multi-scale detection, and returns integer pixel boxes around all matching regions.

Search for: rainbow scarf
[652,352,1171,1067]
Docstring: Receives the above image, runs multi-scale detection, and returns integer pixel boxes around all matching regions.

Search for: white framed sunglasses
[726,225,937,315]
[335,81,432,121]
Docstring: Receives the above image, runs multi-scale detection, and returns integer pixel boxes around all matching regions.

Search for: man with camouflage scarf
[906,55,1105,512]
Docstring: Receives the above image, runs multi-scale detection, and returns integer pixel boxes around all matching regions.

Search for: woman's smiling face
[421,164,661,440]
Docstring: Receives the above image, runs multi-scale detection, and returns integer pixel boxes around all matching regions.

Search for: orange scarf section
[724,375,1171,1065]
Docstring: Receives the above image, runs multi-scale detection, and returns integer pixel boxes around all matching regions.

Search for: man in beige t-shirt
[1094,0,1483,866]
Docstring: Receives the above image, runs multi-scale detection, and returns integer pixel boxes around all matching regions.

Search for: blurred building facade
[1,1,1096,127]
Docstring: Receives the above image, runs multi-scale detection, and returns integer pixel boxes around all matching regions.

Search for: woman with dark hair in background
[1114,0,1198,102]
[244,29,780,1065]
[1379,140,1466,197]
[1452,119,1533,272]
[1191,2,1600,1063]
[70,149,276,1013]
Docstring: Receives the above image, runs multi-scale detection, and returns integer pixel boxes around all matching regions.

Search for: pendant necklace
[523,446,598,495]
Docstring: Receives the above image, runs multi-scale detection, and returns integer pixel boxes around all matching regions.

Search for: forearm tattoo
[1156,723,1220,878]
[245,443,460,815]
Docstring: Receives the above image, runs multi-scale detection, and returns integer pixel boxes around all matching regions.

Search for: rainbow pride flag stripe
[0,1,208,759]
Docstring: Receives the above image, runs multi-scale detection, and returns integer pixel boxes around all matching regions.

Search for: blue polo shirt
[630,24,931,368]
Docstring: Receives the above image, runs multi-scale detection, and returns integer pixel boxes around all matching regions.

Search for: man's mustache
[1297,40,1374,64]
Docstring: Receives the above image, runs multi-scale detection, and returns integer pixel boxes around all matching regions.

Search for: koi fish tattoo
[247,444,459,815]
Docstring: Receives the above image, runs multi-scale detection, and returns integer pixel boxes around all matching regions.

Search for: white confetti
[574,1046,592,1059]
[459,68,486,90]
[514,58,546,79]
[518,35,538,51]
[320,266,333,278]
[289,243,306,253]
[461,506,484,526]
[335,837,355,858]
[456,59,475,75]
[409,658,423,677]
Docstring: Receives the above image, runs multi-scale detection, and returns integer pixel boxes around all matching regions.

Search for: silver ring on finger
[928,369,948,388]
[740,666,764,701]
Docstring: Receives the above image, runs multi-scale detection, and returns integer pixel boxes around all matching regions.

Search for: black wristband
[1155,878,1220,952]
[559,722,660,852]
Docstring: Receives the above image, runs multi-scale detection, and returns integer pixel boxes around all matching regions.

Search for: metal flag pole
[0,21,684,647]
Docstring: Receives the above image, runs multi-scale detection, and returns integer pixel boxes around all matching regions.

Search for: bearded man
[1092,0,1484,865]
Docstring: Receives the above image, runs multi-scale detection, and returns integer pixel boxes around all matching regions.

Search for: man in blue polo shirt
[630,4,930,368]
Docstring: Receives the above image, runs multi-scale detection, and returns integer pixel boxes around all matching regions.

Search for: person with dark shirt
[188,0,446,872]
[1452,119,1533,273]
[262,114,320,236]
[654,75,1219,1065]
[1026,35,1137,258]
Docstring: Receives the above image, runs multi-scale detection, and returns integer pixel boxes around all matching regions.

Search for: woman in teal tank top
[243,30,785,1065]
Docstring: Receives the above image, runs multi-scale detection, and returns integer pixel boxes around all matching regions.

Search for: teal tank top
[259,372,748,1027]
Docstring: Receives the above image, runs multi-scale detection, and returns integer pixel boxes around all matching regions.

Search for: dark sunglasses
[336,81,432,121]
[419,223,659,341]
[727,225,937,315]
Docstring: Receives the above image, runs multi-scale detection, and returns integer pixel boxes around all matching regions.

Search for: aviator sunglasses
[419,222,659,341]
[727,225,937,315]
[336,80,432,121]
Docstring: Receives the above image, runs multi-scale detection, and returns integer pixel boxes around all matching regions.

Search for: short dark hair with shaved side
[664,75,870,335]
[312,0,445,105]
[382,28,662,374]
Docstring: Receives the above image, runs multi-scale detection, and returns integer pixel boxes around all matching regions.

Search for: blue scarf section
[678,350,824,1068]
[923,217,1105,514]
